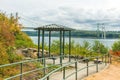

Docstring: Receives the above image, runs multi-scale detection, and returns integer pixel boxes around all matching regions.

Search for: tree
[92,40,108,54]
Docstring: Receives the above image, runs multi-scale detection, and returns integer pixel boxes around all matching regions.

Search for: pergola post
[37,30,40,58]
[60,30,62,65]
[42,29,45,64]
[63,31,65,59]
[49,31,51,57]
[69,30,71,62]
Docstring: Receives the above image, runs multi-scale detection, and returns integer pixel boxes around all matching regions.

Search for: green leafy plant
[112,40,120,52]
[92,40,108,54]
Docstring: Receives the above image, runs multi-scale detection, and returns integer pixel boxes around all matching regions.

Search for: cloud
[1,0,120,31]
[19,7,120,31]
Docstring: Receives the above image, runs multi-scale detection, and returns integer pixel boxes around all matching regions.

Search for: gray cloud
[18,6,120,31]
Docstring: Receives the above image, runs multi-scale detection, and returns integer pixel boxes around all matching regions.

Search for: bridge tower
[97,23,100,38]
[96,23,106,39]
[101,24,106,39]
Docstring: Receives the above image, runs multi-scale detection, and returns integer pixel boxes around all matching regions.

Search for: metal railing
[0,54,111,80]
[0,55,70,80]
[40,54,111,80]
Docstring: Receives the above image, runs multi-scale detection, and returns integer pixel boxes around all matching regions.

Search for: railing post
[105,55,107,65]
[52,55,55,65]
[110,55,112,64]
[44,58,46,76]
[96,57,98,72]
[87,60,89,76]
[53,59,55,65]
[108,54,109,63]
[102,55,104,62]
[47,76,49,80]
[20,63,23,80]
[75,62,77,80]
[63,67,65,80]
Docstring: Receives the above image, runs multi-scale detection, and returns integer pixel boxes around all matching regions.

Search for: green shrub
[0,42,9,65]
[8,53,22,63]
[92,40,108,54]
[112,40,120,52]
[15,32,36,48]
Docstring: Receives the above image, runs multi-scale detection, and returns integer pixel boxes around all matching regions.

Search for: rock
[20,48,49,58]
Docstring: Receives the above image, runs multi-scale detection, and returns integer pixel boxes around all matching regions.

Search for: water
[30,36,119,49]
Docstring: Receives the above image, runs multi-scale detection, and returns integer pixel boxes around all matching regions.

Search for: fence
[0,54,111,80]
[40,54,111,80]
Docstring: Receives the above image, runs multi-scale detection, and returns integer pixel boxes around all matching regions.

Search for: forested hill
[23,30,120,39]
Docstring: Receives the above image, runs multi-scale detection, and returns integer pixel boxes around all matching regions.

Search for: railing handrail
[2,55,72,80]
[40,61,77,80]
[40,54,110,80]
[0,54,110,80]
[0,55,67,68]
[64,64,96,80]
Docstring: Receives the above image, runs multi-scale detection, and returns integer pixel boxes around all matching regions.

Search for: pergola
[34,24,74,64]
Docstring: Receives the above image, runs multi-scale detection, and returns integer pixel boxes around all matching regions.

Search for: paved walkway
[43,58,107,80]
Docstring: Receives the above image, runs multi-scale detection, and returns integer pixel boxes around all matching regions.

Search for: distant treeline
[23,30,120,39]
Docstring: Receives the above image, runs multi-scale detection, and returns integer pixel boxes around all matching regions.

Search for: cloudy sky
[0,0,120,31]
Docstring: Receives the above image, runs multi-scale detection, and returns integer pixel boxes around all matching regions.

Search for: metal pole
[87,61,89,76]
[105,55,107,65]
[20,63,23,80]
[49,31,51,57]
[96,57,98,72]
[42,30,45,64]
[75,62,77,80]
[63,67,65,79]
[63,31,65,59]
[69,31,71,62]
[47,76,49,80]
[60,30,62,66]
[53,59,55,64]
[110,55,112,64]
[108,53,109,63]
[44,58,46,76]
[97,23,100,38]
[38,30,40,58]
[102,55,104,62]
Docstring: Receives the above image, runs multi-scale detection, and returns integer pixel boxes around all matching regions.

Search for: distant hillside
[23,30,120,39]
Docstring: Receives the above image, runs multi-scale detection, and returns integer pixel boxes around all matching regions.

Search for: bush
[15,32,36,48]
[112,40,120,52]
[8,53,22,63]
[92,40,108,54]
[0,42,9,65]
[111,40,120,57]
